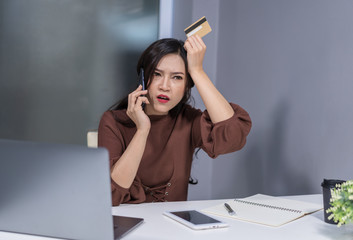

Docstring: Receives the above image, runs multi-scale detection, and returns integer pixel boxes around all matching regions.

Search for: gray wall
[173,0,353,200]
[172,0,222,200]
[0,0,159,144]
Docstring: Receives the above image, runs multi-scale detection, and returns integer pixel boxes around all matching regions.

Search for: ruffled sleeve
[192,103,252,158]
[109,174,146,206]
[98,111,146,206]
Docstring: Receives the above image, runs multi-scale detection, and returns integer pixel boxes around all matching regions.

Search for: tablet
[163,210,229,230]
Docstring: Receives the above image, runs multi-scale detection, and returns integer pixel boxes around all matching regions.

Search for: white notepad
[202,194,323,227]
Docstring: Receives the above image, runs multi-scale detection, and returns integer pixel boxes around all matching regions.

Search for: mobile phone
[138,68,145,109]
[139,68,145,90]
[163,210,229,230]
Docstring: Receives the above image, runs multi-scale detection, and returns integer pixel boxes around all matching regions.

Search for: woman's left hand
[184,35,206,76]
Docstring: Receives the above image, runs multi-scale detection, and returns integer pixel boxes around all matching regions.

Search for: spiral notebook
[202,194,323,227]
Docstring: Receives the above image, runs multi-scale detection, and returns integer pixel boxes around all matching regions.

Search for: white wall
[173,0,353,200]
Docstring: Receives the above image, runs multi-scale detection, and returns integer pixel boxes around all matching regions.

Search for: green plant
[326,180,353,226]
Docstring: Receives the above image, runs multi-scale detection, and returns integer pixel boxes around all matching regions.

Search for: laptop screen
[0,139,114,240]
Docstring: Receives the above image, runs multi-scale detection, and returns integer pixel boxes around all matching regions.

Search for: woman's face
[145,53,186,116]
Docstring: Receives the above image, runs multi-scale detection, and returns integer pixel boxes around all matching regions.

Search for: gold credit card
[184,16,212,38]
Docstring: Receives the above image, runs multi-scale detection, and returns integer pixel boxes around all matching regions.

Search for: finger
[188,36,198,46]
[184,40,192,51]
[131,89,148,101]
[134,96,143,108]
[194,35,206,49]
[185,39,197,54]
[132,84,143,93]
[192,36,204,51]
[140,89,148,95]
[127,92,135,111]
[128,86,142,107]
[188,36,202,51]
[132,90,149,105]
[136,96,150,106]
[128,88,145,110]
[134,96,149,110]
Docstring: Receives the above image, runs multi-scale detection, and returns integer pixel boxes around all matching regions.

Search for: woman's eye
[153,72,161,77]
[173,75,183,80]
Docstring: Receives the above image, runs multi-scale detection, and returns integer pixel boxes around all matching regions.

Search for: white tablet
[163,210,229,230]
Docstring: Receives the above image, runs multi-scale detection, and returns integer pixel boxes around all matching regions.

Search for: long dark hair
[109,38,194,117]
[109,38,198,184]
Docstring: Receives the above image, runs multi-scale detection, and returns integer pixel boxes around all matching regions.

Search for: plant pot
[321,178,346,224]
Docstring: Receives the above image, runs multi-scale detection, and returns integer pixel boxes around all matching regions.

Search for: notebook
[0,138,143,239]
[202,194,323,227]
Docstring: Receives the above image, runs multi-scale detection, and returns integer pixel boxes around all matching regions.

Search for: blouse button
[165,192,169,195]
[167,182,171,187]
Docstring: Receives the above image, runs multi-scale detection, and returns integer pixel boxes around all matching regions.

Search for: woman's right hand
[126,85,151,132]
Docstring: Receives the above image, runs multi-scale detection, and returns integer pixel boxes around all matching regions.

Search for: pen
[224,203,236,216]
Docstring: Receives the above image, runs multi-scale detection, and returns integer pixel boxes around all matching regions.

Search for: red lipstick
[157,94,170,103]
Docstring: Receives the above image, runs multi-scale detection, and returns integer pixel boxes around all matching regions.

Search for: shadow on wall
[245,99,312,196]
[242,131,265,196]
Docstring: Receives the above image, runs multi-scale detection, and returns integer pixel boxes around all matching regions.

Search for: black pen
[224,203,236,216]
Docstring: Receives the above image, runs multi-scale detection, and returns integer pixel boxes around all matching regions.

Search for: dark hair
[109,38,194,117]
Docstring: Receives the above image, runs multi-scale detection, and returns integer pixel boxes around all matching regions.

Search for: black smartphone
[138,68,145,109]
[139,68,145,90]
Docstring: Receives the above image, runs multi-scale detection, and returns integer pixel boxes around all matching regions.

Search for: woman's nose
[159,77,170,91]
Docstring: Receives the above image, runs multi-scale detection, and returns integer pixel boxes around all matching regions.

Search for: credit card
[184,16,212,38]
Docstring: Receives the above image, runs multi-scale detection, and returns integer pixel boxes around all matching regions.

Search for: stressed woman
[98,35,252,206]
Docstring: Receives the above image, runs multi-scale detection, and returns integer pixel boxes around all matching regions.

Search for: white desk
[1,194,352,240]
[113,194,352,240]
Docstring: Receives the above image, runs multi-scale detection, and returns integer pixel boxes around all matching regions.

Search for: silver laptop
[0,139,143,240]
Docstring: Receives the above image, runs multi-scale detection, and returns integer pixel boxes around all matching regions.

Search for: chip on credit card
[184,16,212,38]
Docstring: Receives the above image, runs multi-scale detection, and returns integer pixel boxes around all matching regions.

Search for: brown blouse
[98,103,251,206]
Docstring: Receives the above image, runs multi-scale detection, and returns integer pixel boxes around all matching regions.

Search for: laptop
[0,139,143,240]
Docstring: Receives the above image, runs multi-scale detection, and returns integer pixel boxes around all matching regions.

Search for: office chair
[87,130,98,148]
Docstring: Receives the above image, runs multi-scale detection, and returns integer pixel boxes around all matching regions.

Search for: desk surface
[1,194,352,240]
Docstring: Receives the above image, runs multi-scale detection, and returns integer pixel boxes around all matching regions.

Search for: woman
[98,35,251,206]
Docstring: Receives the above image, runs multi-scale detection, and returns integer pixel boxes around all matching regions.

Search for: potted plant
[326,180,353,226]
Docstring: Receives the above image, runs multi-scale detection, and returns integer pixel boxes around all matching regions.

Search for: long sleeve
[98,111,146,206]
[191,103,252,158]
[97,103,251,206]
